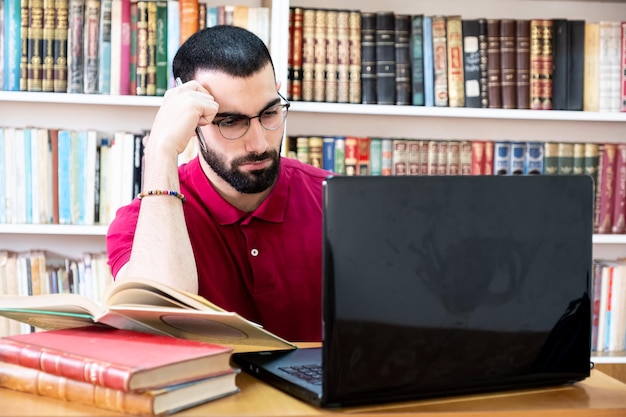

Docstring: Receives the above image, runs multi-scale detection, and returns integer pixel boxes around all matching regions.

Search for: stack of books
[0,326,239,415]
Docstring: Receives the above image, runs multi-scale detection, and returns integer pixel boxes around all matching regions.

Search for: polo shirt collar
[189,157,289,225]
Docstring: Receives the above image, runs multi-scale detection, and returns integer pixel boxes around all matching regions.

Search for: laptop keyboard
[279,364,323,385]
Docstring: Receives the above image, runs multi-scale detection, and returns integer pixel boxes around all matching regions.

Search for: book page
[101,306,296,352]
[104,278,226,312]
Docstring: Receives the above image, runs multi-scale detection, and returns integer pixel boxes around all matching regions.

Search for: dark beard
[199,141,281,194]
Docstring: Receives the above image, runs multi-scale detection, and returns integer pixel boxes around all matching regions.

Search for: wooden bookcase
[1,0,626,367]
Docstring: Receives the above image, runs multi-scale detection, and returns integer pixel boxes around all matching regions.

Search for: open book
[0,278,296,352]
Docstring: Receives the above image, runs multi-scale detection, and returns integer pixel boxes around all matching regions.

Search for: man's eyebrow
[214,97,282,119]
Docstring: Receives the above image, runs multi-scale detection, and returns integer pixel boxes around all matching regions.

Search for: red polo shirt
[107,157,329,342]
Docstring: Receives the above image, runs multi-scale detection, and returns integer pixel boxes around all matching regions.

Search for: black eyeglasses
[211,93,290,140]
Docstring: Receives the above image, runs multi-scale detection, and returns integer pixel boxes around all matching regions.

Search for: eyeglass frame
[210,92,291,140]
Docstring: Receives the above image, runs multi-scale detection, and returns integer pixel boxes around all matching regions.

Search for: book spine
[83,0,101,94]
[621,22,626,112]
[427,140,438,175]
[524,142,544,175]
[360,12,377,104]
[344,136,358,176]
[540,19,554,110]
[0,362,154,415]
[67,0,84,93]
[493,141,510,175]
[146,1,157,96]
[381,138,392,176]
[461,19,481,108]
[178,0,198,45]
[486,19,502,108]
[392,139,409,175]
[584,22,600,112]
[478,18,489,107]
[436,140,448,175]
[509,141,525,175]
[483,141,494,175]
[500,19,517,109]
[155,1,168,96]
[333,136,345,175]
[447,141,460,175]
[98,0,112,95]
[422,16,434,107]
[410,15,424,106]
[471,141,485,175]
[347,10,361,104]
[557,142,574,175]
[135,1,148,95]
[19,1,29,91]
[322,137,335,172]
[551,19,569,110]
[459,140,472,175]
[357,137,371,175]
[27,0,45,92]
[300,8,314,102]
[597,143,617,234]
[573,142,585,175]
[42,0,56,92]
[375,11,395,105]
[3,1,22,91]
[446,15,464,108]
[324,10,338,103]
[128,1,138,95]
[408,140,420,175]
[370,138,382,175]
[567,20,585,111]
[431,15,448,107]
[394,14,411,105]
[335,10,349,103]
[515,19,530,109]
[312,9,327,103]
[118,0,133,95]
[611,144,626,234]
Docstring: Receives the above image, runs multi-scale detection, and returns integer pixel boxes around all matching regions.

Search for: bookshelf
[1,0,626,364]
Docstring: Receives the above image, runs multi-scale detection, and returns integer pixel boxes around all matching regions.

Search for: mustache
[232,150,278,165]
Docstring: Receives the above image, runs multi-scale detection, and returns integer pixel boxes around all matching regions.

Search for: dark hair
[173,25,274,81]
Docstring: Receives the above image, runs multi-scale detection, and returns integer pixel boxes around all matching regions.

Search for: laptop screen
[322,175,593,405]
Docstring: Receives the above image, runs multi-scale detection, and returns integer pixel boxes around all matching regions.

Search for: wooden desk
[2,369,626,417]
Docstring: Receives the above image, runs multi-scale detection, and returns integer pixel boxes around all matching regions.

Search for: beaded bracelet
[137,190,187,203]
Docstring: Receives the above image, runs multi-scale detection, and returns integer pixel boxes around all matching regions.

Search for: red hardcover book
[0,361,238,416]
[471,141,485,175]
[357,137,371,175]
[344,136,359,176]
[597,143,617,234]
[0,326,233,392]
[289,7,304,101]
[483,141,495,175]
[611,144,626,234]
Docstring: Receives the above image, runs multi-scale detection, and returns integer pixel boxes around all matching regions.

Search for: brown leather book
[325,10,339,103]
[53,0,69,93]
[486,19,502,108]
[500,19,517,109]
[290,7,304,101]
[336,10,350,103]
[313,9,327,102]
[516,20,531,109]
[301,8,315,102]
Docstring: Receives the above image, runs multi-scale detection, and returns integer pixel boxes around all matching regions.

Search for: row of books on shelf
[0,126,146,226]
[288,135,626,235]
[0,326,239,415]
[592,260,626,353]
[287,8,626,112]
[0,249,111,338]
[0,1,269,96]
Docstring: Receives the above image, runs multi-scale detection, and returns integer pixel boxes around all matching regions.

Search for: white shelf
[290,101,626,123]
[0,91,163,107]
[592,353,626,365]
[0,224,108,236]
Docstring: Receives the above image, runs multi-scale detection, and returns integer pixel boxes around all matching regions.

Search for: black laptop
[232,175,593,408]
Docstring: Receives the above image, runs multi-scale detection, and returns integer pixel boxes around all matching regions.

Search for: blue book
[72,130,88,225]
[422,16,434,107]
[0,128,5,224]
[98,0,113,94]
[493,141,511,175]
[57,130,73,225]
[370,138,383,176]
[509,142,526,175]
[3,0,21,91]
[207,6,219,27]
[524,142,544,175]
[322,137,335,172]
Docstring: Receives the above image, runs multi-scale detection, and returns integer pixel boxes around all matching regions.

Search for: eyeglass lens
[218,104,288,139]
